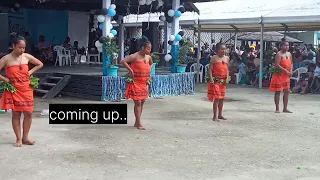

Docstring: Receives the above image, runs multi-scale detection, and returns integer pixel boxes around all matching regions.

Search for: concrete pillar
[102,0,111,75]
[171,0,180,73]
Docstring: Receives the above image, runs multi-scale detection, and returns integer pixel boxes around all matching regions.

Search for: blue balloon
[107,8,116,17]
[174,10,182,18]
[111,29,117,36]
[99,24,103,30]
[175,34,182,41]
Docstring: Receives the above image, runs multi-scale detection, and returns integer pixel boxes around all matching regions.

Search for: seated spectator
[292,73,309,94]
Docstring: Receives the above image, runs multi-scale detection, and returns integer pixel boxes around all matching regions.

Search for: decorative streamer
[102,73,195,101]
[157,6,164,29]
[145,3,153,30]
[135,4,140,34]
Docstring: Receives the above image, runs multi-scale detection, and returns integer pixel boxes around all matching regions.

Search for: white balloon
[146,0,152,5]
[94,15,98,19]
[108,33,114,39]
[152,0,156,1]
[93,24,98,29]
[91,28,96,32]
[158,0,164,7]
[93,20,98,24]
[97,47,103,52]
[164,54,172,61]
[95,41,102,48]
[167,45,171,51]
[169,35,175,41]
[159,15,166,22]
[109,23,113,30]
[97,15,105,23]
[168,9,175,17]
[110,4,116,9]
[139,0,146,5]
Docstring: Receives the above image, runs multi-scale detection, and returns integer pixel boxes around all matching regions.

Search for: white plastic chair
[190,63,204,83]
[87,53,101,65]
[234,73,240,84]
[53,46,71,66]
[290,67,308,85]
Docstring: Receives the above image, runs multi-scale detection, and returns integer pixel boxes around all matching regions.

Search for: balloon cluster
[161,5,185,62]
[94,4,118,52]
[159,5,185,24]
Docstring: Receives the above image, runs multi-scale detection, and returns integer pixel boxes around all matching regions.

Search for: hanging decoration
[157,0,164,7]
[168,40,173,45]
[159,15,166,22]
[146,0,153,5]
[101,8,108,15]
[174,10,182,18]
[97,15,105,23]
[175,34,182,41]
[108,8,116,17]
[99,24,103,30]
[139,0,147,5]
[169,35,175,41]
[164,54,172,62]
[110,4,116,9]
[178,5,185,13]
[99,36,108,44]
[95,40,103,48]
[178,30,184,36]
[167,9,175,17]
[111,29,118,36]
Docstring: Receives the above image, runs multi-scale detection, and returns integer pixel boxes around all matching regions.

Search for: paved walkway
[0,85,319,180]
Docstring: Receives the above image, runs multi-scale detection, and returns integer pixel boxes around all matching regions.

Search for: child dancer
[207,43,230,121]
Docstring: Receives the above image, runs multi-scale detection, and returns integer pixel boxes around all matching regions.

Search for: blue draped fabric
[101,72,195,101]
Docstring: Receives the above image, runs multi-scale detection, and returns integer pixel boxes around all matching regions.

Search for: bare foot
[136,125,146,130]
[213,118,220,122]
[134,123,137,127]
[283,109,293,113]
[275,110,280,113]
[22,139,35,145]
[218,116,227,120]
[15,139,22,147]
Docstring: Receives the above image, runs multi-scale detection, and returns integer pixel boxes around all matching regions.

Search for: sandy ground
[0,84,319,180]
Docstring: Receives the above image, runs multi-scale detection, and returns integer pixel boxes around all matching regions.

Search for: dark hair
[280,40,288,47]
[215,42,225,51]
[139,36,151,49]
[10,32,25,45]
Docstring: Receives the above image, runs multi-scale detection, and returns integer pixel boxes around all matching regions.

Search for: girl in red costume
[269,41,293,113]
[207,43,230,121]
[121,37,153,130]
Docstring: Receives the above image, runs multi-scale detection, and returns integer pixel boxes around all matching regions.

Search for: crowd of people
[221,42,320,94]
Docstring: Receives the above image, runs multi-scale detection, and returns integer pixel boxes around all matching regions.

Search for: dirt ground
[0,84,319,180]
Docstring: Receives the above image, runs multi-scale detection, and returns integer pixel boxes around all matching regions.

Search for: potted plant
[150,53,160,75]
[103,37,120,76]
[176,40,192,73]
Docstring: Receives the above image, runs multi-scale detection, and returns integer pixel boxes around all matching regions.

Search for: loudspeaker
[0,13,9,53]
[142,22,159,52]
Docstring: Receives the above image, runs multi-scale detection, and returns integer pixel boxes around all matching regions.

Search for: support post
[119,18,125,61]
[102,0,111,76]
[196,24,201,83]
[259,18,264,89]
[234,32,238,51]
[164,21,170,54]
[171,0,180,73]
